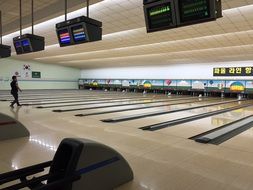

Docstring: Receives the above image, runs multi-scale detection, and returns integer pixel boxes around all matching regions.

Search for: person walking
[10,76,22,108]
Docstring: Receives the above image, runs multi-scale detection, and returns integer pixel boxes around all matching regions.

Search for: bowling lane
[98,98,242,122]
[20,92,182,105]
[115,100,252,130]
[34,96,202,109]
[70,98,220,121]
[0,89,110,96]
[0,89,150,98]
[82,97,224,120]
[50,99,180,111]
[0,91,87,98]
[19,96,156,106]
[215,106,253,153]
[5,95,164,105]
[2,91,151,101]
[0,89,108,96]
[34,98,166,108]
[144,103,253,139]
[48,97,212,113]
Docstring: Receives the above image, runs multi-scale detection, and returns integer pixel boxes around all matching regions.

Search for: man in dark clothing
[10,76,22,108]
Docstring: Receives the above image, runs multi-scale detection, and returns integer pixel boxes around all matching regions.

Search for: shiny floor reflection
[1,91,253,190]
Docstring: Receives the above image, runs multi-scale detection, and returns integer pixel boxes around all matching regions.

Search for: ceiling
[0,0,102,34]
[2,0,253,69]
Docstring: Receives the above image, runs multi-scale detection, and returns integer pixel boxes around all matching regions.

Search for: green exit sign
[32,71,41,78]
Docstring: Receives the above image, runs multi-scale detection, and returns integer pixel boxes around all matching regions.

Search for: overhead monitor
[144,0,177,33]
[13,34,45,55]
[143,0,222,33]
[0,44,11,58]
[56,16,102,47]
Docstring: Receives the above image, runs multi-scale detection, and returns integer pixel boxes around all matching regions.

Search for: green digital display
[178,0,215,24]
[144,0,177,33]
[143,0,220,33]
[149,5,171,16]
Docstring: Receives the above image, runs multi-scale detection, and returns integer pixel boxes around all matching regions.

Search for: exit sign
[32,71,41,78]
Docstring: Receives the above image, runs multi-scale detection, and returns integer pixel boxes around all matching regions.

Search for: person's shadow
[10,106,21,120]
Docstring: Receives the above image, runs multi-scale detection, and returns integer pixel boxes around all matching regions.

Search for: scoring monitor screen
[22,39,31,53]
[145,0,176,32]
[21,39,30,47]
[15,41,21,48]
[72,25,86,42]
[178,0,212,24]
[58,29,71,44]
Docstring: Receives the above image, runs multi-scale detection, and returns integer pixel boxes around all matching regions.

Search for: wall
[81,61,253,80]
[0,58,81,90]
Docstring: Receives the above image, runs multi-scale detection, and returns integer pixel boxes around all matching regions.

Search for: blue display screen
[58,29,71,44]
[22,39,30,47]
[72,25,86,42]
[15,41,21,48]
